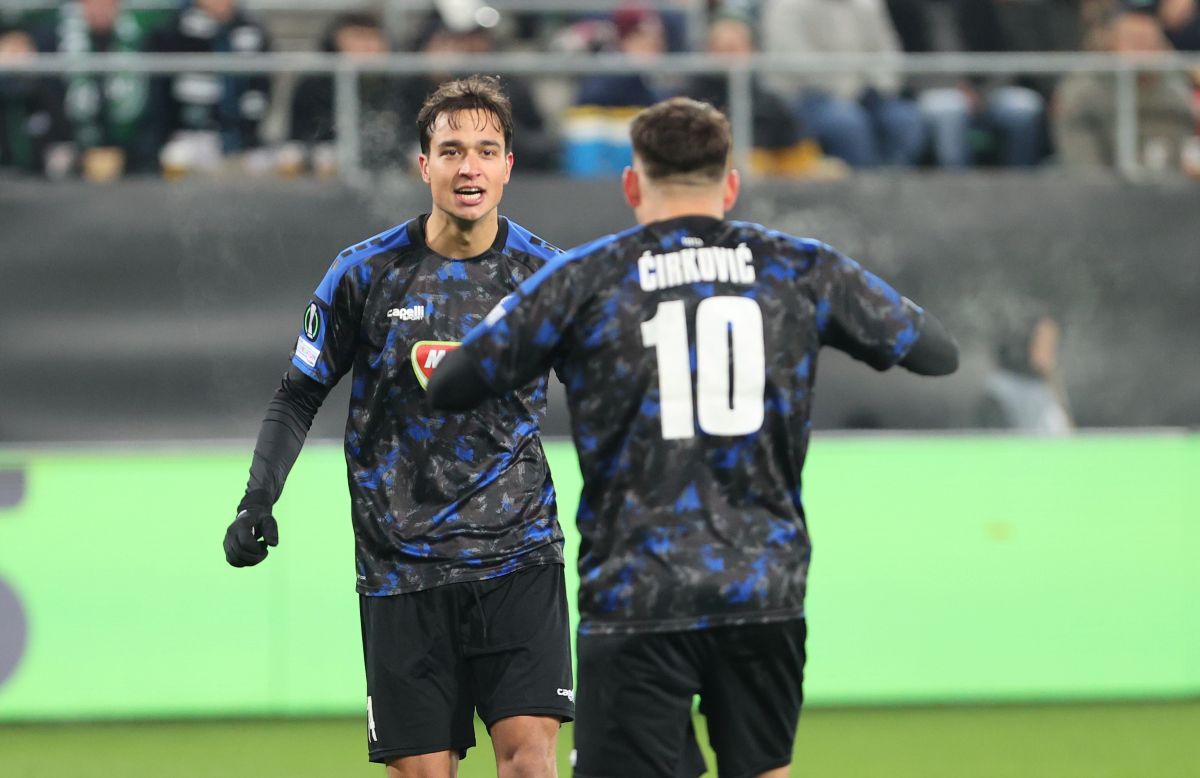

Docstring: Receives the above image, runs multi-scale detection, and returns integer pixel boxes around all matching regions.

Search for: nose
[458,152,478,177]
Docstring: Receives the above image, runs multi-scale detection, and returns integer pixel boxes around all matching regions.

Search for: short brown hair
[416,75,514,155]
[629,97,731,184]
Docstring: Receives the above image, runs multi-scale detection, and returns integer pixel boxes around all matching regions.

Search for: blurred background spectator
[401,15,557,172]
[563,3,670,177]
[760,0,928,167]
[576,4,667,108]
[0,26,59,175]
[1053,7,1196,171]
[977,312,1074,433]
[148,0,273,174]
[681,13,834,176]
[1158,0,1200,49]
[33,0,157,178]
[888,0,1047,168]
[288,12,405,177]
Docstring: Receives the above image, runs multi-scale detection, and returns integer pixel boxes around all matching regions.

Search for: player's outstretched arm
[224,366,331,567]
[427,349,499,412]
[898,311,959,376]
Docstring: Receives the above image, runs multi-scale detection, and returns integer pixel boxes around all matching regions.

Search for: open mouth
[454,186,485,206]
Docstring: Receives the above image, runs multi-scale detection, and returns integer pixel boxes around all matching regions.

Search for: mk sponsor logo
[410,340,461,389]
[388,304,426,321]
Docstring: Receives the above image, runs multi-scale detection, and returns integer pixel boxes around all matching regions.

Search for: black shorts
[360,563,574,764]
[574,619,806,778]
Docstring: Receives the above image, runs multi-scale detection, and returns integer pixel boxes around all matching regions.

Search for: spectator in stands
[977,312,1073,433]
[289,13,408,175]
[888,0,1046,168]
[682,14,833,176]
[147,0,272,170]
[576,4,666,109]
[1157,0,1200,49]
[565,4,669,176]
[760,0,927,167]
[32,0,158,176]
[394,15,557,172]
[1053,8,1196,170]
[0,26,62,175]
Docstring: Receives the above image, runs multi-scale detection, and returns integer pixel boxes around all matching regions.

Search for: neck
[635,197,725,225]
[424,208,499,259]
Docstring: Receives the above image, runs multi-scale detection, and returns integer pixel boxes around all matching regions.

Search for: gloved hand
[223,497,279,567]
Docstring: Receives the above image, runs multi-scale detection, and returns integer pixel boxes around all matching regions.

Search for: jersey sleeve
[289,254,365,386]
[460,253,586,395]
[815,246,924,371]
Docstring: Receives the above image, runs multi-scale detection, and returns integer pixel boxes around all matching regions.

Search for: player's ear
[418,153,430,183]
[622,166,641,209]
[722,168,740,212]
[504,151,513,183]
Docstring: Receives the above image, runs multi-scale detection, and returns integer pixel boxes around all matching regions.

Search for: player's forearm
[898,311,959,376]
[241,366,330,509]
[427,349,500,412]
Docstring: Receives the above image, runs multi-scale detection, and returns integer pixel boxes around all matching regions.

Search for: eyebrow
[435,139,503,150]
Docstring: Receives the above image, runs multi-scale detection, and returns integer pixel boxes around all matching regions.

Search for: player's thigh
[466,564,575,727]
[699,619,807,778]
[574,630,706,778]
[489,714,559,777]
[385,750,459,778]
[361,592,476,764]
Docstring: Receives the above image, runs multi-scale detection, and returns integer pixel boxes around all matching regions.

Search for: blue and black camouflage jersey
[460,215,923,634]
[291,215,564,596]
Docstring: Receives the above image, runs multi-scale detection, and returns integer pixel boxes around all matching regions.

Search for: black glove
[223,493,279,567]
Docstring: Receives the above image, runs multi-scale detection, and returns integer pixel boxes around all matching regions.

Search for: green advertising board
[0,434,1196,720]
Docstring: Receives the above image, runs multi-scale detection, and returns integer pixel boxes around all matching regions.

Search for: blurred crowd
[1,0,1199,180]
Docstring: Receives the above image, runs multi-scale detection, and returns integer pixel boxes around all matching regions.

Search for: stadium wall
[2,174,1199,443]
[0,434,1196,721]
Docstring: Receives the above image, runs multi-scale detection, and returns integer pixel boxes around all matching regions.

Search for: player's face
[419,109,513,227]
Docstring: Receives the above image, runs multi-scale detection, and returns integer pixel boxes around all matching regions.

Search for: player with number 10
[430,97,958,777]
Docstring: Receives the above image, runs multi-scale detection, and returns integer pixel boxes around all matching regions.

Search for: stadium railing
[2,50,1199,181]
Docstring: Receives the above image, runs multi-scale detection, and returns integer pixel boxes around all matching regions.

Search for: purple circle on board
[0,578,27,688]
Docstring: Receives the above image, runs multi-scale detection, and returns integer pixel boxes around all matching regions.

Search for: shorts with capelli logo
[359,562,574,764]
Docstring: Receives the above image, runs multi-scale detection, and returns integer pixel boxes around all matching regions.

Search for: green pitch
[2,702,1196,778]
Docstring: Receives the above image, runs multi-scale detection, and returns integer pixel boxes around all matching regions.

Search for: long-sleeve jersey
[254,215,565,595]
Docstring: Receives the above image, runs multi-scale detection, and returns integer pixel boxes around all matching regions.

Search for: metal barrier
[3,50,1199,180]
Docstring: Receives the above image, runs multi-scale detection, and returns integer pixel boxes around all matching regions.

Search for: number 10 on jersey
[640,296,766,440]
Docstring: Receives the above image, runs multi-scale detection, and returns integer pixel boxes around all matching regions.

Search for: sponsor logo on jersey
[303,302,321,340]
[410,340,461,389]
[388,304,426,321]
[557,687,575,703]
[367,696,378,742]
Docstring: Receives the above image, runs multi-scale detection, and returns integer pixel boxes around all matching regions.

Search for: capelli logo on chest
[387,305,426,321]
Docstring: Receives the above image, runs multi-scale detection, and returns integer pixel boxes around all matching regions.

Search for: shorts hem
[368,743,474,764]
[725,756,792,778]
[482,704,576,728]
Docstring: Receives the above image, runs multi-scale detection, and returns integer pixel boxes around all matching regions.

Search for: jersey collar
[409,214,511,261]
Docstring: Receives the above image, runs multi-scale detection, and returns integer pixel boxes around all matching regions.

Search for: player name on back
[637,243,756,292]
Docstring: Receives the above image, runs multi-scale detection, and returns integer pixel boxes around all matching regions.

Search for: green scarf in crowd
[56,2,149,148]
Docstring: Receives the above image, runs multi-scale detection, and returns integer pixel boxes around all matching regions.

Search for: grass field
[2,701,1197,777]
